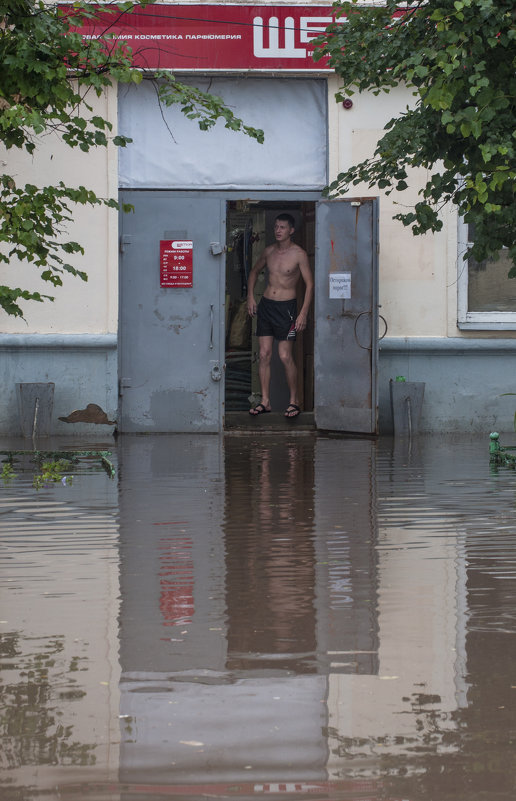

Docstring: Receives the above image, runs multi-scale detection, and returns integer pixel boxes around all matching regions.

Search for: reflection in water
[1,434,516,800]
[1,632,95,769]
[159,535,195,627]
[0,467,120,796]
[224,437,317,673]
[314,437,379,678]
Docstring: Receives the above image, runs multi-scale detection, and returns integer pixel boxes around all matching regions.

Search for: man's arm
[247,250,267,316]
[295,250,314,332]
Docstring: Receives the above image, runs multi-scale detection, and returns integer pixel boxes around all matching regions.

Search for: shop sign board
[68,4,343,71]
[160,240,193,288]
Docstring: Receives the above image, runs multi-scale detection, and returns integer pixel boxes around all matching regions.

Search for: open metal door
[314,198,379,434]
[119,192,224,432]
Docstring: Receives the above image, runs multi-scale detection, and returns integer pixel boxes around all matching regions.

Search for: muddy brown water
[1,433,515,801]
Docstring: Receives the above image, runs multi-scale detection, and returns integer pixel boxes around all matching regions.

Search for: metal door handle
[353,311,372,350]
[209,304,214,349]
[353,310,388,350]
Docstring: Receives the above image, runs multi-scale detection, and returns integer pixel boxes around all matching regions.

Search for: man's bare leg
[250,335,273,414]
[278,340,299,417]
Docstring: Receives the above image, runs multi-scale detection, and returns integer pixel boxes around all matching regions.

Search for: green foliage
[33,459,73,489]
[1,460,17,482]
[0,448,115,484]
[155,73,264,143]
[315,0,516,271]
[0,1,264,316]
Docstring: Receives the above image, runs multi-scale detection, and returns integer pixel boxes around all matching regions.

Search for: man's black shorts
[256,296,297,341]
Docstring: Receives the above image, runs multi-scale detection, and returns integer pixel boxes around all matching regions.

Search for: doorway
[118,192,378,435]
[224,200,315,420]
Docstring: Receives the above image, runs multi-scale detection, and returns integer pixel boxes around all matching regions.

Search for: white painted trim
[0,334,117,349]
[380,337,516,353]
[457,218,516,329]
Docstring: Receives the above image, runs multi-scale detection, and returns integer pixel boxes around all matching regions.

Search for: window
[458,220,516,329]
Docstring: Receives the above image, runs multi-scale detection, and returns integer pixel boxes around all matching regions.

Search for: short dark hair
[275,213,295,229]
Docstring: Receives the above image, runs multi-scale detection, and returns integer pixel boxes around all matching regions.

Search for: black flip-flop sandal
[249,403,271,416]
[284,404,300,418]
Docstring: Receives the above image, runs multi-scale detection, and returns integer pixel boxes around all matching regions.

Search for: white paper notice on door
[329,272,351,299]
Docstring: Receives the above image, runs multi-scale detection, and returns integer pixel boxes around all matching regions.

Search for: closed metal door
[119,192,224,432]
[314,198,379,434]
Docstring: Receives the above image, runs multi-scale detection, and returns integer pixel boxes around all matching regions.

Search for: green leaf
[315,0,516,274]
[0,0,262,315]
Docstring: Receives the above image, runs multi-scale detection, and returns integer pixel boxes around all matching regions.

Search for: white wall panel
[119,77,327,189]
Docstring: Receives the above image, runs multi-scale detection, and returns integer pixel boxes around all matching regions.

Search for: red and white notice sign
[68,5,341,71]
[160,240,193,288]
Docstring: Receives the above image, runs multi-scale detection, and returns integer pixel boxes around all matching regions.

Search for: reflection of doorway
[224,200,315,417]
[223,434,317,675]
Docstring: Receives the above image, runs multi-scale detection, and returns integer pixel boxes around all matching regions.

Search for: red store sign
[160,240,193,288]
[70,4,342,71]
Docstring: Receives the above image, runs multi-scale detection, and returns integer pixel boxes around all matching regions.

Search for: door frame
[223,197,318,423]
[118,190,379,433]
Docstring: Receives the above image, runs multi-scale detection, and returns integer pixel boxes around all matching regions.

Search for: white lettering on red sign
[160,240,193,288]
[70,6,362,71]
[253,15,335,59]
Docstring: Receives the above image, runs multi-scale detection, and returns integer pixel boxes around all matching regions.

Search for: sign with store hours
[160,240,193,288]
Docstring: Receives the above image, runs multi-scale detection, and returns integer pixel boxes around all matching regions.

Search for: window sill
[458,321,516,331]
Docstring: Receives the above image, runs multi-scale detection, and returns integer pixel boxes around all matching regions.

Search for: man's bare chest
[267,252,300,277]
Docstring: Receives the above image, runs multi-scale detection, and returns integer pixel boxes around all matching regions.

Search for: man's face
[274,219,294,242]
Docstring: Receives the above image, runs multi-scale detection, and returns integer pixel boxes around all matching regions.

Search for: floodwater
[1,432,516,801]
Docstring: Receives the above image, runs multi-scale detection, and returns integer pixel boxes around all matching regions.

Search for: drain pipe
[32,397,40,442]
[406,396,412,439]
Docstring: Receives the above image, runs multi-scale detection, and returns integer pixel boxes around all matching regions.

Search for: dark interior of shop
[224,200,315,414]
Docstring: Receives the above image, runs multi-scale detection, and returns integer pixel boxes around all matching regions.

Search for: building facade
[1,1,515,436]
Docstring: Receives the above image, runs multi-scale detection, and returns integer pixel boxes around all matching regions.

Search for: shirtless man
[247,213,313,418]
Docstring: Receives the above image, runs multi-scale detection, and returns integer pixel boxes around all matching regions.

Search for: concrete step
[224,411,315,431]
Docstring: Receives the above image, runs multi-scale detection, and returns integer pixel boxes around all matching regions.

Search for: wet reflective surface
[1,433,516,801]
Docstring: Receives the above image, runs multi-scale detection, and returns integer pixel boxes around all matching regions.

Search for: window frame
[457,218,516,330]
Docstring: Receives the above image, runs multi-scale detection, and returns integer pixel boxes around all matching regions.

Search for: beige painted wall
[0,86,119,334]
[1,9,459,341]
[1,75,456,340]
[327,75,455,338]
